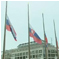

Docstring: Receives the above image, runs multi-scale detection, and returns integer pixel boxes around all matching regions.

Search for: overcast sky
[1,1,59,51]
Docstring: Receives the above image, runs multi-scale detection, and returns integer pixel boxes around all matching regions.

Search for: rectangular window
[26,52,28,55]
[48,54,50,57]
[20,57,22,59]
[39,54,42,57]
[15,57,19,59]
[17,57,19,59]
[48,50,50,53]
[23,56,25,59]
[43,54,45,57]
[25,56,27,58]
[51,54,55,57]
[39,50,42,53]
[23,52,25,55]
[15,53,19,56]
[36,50,38,53]
[51,50,54,53]
[31,51,34,54]
[33,55,35,58]
[20,53,22,56]
[11,54,15,57]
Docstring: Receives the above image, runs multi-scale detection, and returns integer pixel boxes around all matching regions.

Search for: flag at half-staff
[56,40,59,49]
[53,20,59,59]
[6,17,17,41]
[2,1,17,59]
[45,34,48,47]
[29,27,42,44]
[42,13,48,59]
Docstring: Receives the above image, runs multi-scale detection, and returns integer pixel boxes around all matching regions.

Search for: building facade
[1,40,58,59]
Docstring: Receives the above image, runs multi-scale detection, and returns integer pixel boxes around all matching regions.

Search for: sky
[1,1,59,51]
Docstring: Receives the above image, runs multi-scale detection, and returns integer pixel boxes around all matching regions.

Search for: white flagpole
[2,1,7,59]
[28,3,30,59]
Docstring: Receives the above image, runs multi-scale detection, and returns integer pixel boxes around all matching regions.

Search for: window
[51,58,54,59]
[48,50,50,53]
[48,54,50,57]
[36,50,38,53]
[15,54,19,56]
[25,56,27,58]
[20,53,22,56]
[23,52,25,55]
[17,57,19,59]
[43,54,45,57]
[51,50,54,53]
[20,57,22,59]
[15,57,19,59]
[26,52,28,55]
[39,54,42,57]
[51,54,55,57]
[39,50,42,53]
[32,51,34,54]
[23,56,25,59]
[11,54,15,57]
[55,50,57,53]
[33,55,35,58]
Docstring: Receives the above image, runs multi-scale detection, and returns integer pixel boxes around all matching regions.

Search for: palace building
[1,40,58,59]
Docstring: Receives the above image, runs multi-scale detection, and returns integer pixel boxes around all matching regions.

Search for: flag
[29,27,42,44]
[45,34,48,47]
[6,17,17,41]
[53,20,59,59]
[56,40,59,49]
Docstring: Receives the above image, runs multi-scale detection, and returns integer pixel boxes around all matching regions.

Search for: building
[1,40,58,59]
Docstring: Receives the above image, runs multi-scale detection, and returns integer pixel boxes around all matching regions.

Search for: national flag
[29,27,42,44]
[45,34,48,47]
[45,34,48,44]
[56,40,59,49]
[6,17,17,41]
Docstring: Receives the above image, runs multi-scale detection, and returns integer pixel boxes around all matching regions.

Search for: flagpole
[28,3,30,59]
[42,13,48,59]
[53,20,59,59]
[2,1,7,59]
